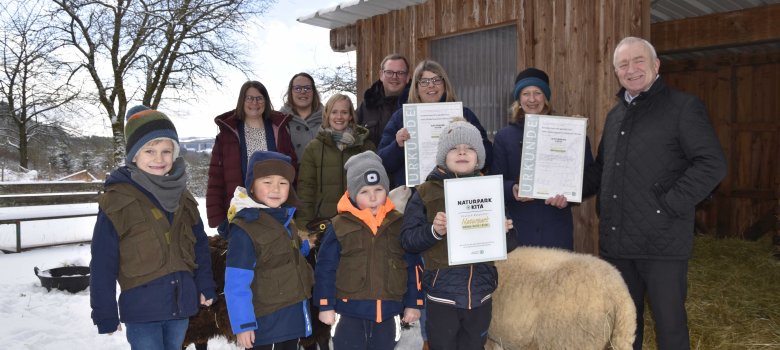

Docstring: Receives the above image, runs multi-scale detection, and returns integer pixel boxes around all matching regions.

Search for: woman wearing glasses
[206,80,297,233]
[377,59,493,189]
[280,72,325,161]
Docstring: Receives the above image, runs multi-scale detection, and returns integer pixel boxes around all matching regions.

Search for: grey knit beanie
[436,120,485,170]
[344,151,389,202]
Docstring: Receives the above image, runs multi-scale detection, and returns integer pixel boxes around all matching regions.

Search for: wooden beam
[730,189,778,200]
[330,24,358,52]
[652,4,780,54]
[661,49,780,72]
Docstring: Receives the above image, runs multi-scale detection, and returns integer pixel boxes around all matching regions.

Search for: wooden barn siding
[332,0,650,254]
[662,52,780,238]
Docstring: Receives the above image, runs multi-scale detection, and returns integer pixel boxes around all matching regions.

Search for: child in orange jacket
[314,151,423,349]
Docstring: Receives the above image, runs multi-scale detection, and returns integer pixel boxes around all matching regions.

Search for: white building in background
[180,137,214,154]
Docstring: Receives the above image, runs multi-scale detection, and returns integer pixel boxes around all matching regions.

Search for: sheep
[487,246,636,350]
[389,185,413,213]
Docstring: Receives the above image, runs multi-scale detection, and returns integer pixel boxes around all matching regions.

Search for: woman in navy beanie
[490,68,594,250]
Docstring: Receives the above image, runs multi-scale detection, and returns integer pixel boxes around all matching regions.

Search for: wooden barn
[299,0,780,254]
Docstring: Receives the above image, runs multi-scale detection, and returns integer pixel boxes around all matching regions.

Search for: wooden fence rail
[0,182,103,252]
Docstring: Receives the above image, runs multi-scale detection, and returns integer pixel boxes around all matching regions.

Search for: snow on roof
[297,0,427,29]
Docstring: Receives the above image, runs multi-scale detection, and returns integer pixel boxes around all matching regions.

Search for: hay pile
[641,234,779,349]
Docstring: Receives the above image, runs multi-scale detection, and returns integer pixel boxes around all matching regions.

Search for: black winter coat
[356,80,402,146]
[583,77,726,260]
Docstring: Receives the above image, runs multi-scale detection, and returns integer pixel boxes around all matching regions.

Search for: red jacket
[206,109,297,228]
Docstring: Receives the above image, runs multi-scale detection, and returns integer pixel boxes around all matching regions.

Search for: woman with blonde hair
[377,59,493,189]
[296,93,376,229]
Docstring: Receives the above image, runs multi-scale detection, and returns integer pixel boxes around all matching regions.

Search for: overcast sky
[146,0,353,138]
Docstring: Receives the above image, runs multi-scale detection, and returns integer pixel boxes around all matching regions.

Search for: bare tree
[0,1,79,169]
[312,61,357,97]
[51,0,275,166]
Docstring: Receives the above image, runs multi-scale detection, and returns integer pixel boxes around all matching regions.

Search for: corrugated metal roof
[298,0,780,28]
[296,0,427,29]
[651,0,780,22]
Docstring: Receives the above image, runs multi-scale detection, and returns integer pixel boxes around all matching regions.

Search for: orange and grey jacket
[314,193,423,322]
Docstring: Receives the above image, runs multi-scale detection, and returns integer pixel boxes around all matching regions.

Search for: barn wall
[332,0,650,254]
[663,51,780,238]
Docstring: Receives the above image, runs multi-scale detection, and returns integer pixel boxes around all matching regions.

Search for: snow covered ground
[0,198,233,349]
[0,198,423,349]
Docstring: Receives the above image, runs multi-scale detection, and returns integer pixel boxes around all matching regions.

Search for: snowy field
[0,198,423,349]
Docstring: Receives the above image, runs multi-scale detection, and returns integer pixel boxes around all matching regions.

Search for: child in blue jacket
[314,150,423,349]
[224,150,315,350]
[90,107,216,349]
[401,120,515,350]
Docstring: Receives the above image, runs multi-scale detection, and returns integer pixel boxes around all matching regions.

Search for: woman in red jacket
[206,80,297,233]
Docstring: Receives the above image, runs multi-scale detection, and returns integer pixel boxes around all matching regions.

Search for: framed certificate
[402,102,464,187]
[518,114,588,202]
[443,175,507,265]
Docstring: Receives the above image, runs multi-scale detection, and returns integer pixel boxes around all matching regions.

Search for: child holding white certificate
[400,119,515,350]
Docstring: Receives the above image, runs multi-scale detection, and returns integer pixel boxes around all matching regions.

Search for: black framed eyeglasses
[418,77,444,87]
[382,70,408,78]
[245,95,265,103]
[293,85,313,93]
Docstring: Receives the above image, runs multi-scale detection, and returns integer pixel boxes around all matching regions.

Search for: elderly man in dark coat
[584,36,727,350]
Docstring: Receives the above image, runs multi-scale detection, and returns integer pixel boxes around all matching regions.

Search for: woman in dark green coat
[296,94,376,228]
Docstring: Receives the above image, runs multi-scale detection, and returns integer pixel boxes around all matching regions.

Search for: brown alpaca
[182,235,234,347]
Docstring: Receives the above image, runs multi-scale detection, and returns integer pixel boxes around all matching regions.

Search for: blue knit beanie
[512,68,551,101]
[245,151,300,206]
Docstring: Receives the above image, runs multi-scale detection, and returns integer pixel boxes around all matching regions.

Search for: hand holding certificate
[443,175,507,265]
[518,114,588,202]
[403,102,464,187]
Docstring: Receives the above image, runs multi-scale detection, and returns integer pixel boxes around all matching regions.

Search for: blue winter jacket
[377,105,493,189]
[490,121,594,250]
[224,206,312,345]
[90,166,216,334]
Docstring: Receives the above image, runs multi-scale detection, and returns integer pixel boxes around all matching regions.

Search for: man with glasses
[357,53,410,146]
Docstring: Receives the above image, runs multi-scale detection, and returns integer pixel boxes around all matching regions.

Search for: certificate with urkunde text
[518,114,588,202]
[444,175,507,266]
[403,102,464,187]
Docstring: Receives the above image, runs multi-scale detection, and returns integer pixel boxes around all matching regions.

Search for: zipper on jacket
[431,269,440,288]
[467,265,473,310]
[172,277,180,316]
[369,235,375,294]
